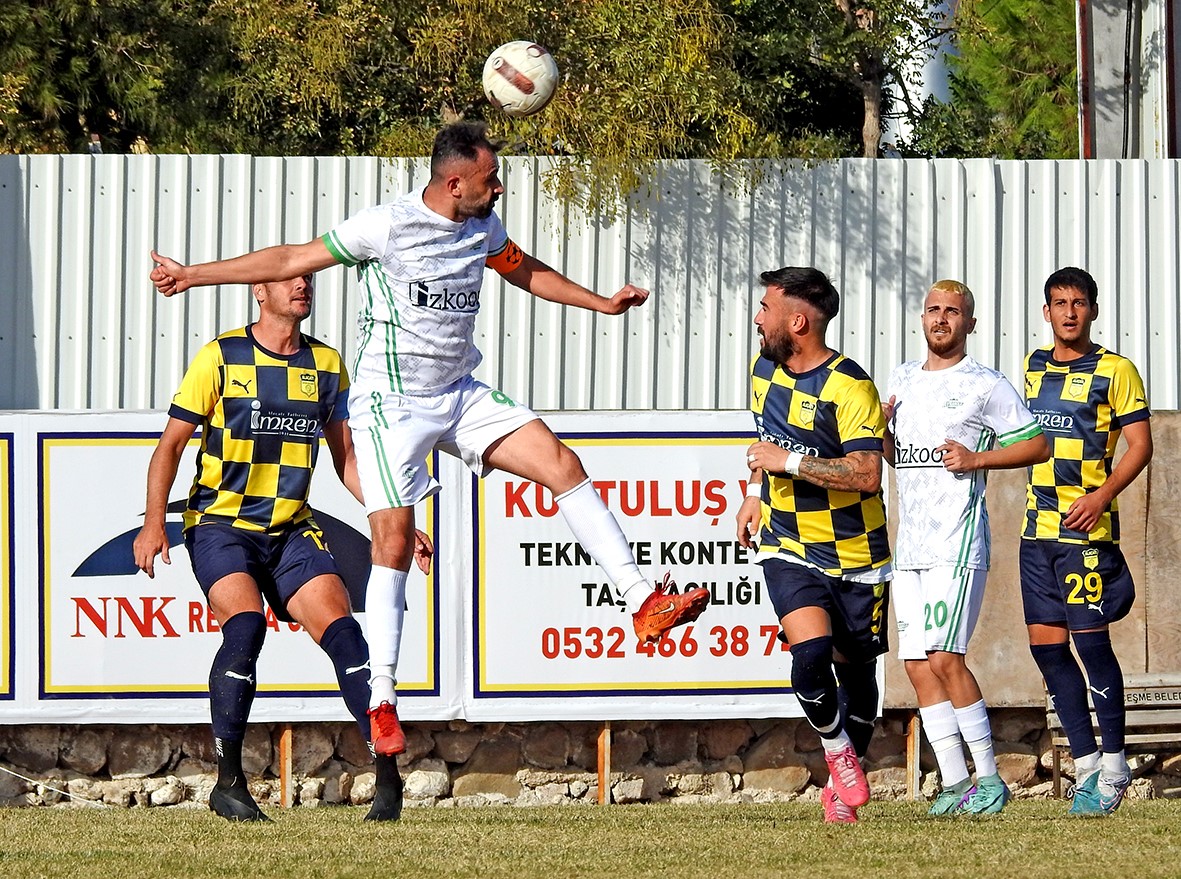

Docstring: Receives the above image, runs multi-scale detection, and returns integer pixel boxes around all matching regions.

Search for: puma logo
[795,692,825,705]
[860,425,875,433]
[752,389,764,404]
[345,661,371,676]
[224,670,254,684]
[1087,602,1104,613]
[231,379,252,393]
[1090,686,1111,700]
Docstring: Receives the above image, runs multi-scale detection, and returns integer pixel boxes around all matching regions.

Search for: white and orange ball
[482,41,559,117]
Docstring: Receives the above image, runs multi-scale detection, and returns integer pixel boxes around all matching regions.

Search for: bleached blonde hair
[926,279,975,319]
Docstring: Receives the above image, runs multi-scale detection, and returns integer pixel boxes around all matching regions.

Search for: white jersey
[887,355,1042,570]
[322,190,513,396]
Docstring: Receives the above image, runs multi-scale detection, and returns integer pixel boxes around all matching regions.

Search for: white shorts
[894,566,988,660]
[349,375,538,513]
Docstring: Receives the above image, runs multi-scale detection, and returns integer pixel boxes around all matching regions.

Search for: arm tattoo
[797,451,881,493]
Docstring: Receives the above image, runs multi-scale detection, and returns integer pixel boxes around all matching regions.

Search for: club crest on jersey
[799,399,816,427]
[1068,375,1087,399]
[1082,547,1100,570]
[300,372,317,398]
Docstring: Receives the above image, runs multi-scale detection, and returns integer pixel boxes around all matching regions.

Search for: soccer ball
[482,41,559,117]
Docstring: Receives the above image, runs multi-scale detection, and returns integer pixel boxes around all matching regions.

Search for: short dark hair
[431,122,499,178]
[759,267,840,321]
[1044,267,1098,306]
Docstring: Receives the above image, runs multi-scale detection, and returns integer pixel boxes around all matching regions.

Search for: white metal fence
[1,155,1178,412]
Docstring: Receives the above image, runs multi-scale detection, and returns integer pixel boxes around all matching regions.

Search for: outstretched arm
[150,239,339,296]
[133,418,196,578]
[500,252,649,315]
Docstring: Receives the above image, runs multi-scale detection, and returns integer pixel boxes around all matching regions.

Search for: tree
[406,0,761,212]
[193,0,426,155]
[0,0,190,153]
[814,0,958,157]
[723,0,863,158]
[932,0,1078,158]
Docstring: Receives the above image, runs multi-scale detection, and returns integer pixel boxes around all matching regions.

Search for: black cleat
[209,784,271,822]
[364,772,404,822]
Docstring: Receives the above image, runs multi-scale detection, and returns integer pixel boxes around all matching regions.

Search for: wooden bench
[1047,673,1181,796]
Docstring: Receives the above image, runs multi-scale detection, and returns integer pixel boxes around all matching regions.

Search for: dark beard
[760,335,796,366]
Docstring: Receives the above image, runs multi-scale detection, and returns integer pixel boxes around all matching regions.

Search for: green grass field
[3,800,1181,879]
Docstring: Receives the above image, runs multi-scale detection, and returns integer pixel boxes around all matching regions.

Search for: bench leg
[1052,746,1061,798]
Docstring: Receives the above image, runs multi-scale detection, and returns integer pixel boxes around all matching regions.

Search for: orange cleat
[631,573,710,644]
[368,701,406,756]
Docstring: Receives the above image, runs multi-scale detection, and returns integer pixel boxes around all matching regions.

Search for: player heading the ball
[149,121,709,759]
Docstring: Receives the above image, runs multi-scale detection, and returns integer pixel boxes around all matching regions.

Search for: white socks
[556,478,649,612]
[1097,750,1131,797]
[1075,750,1101,783]
[364,564,407,709]
[954,699,998,778]
[920,701,971,787]
[820,730,855,753]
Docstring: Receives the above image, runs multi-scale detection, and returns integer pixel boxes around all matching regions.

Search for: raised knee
[556,445,587,484]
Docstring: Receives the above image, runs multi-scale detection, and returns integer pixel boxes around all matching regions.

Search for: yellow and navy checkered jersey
[750,352,892,577]
[1023,345,1150,543]
[169,326,350,534]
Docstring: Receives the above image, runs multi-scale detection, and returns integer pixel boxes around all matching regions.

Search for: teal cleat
[1096,772,1131,815]
[928,778,974,816]
[1068,771,1105,816]
[963,773,1010,815]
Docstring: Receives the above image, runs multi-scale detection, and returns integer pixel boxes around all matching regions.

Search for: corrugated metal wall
[1,155,1178,411]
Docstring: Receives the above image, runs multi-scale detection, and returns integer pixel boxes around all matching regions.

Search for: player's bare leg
[483,419,708,641]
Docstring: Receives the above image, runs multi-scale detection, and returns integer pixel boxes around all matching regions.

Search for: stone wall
[3,711,1180,809]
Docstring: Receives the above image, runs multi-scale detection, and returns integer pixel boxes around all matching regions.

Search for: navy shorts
[184,522,341,623]
[1019,539,1135,630]
[760,557,890,662]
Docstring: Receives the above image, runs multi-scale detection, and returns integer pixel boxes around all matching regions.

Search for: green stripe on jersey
[357,261,404,393]
[997,421,1043,447]
[322,231,359,266]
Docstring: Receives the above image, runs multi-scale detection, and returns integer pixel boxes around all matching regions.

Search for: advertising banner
[468,412,798,720]
[0,410,821,723]
[12,412,447,723]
